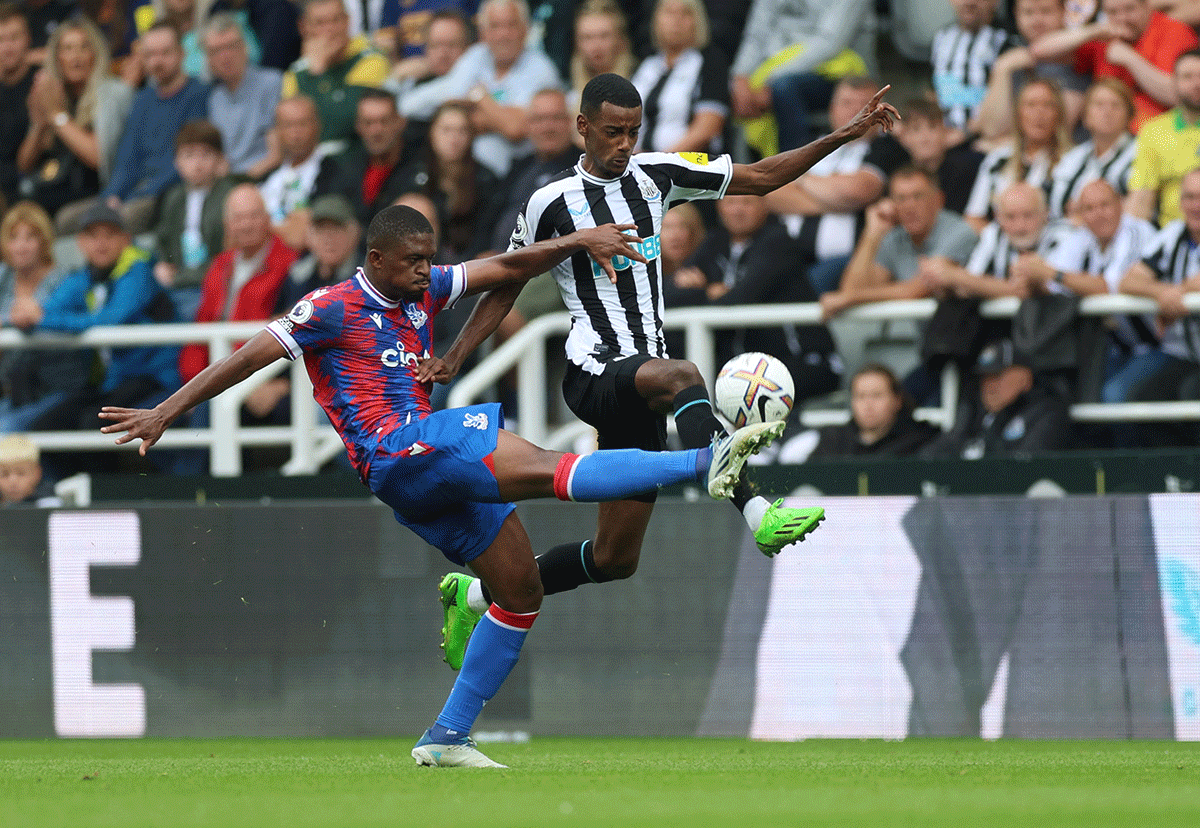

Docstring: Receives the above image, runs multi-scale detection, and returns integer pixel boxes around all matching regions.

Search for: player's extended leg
[488,429,708,503]
[636,358,824,556]
[436,423,779,670]
[414,513,541,768]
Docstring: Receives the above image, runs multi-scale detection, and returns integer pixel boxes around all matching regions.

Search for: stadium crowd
[1,0,1199,484]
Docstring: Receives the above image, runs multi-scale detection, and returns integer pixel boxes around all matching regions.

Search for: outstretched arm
[726,85,899,196]
[99,330,287,454]
[416,224,651,384]
[462,223,648,293]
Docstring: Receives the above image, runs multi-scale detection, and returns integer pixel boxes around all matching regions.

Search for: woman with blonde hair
[629,0,730,154]
[17,17,133,226]
[964,78,1073,232]
[0,202,88,433]
[1049,78,1138,220]
[570,1,634,94]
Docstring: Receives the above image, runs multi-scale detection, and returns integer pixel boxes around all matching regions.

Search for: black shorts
[562,356,667,503]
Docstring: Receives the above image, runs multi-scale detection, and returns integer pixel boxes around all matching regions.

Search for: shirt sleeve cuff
[266,320,302,360]
[445,262,468,309]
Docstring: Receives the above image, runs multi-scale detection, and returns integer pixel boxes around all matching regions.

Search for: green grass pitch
[3,737,1200,827]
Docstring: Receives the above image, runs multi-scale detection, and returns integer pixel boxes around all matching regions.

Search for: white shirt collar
[356,267,399,309]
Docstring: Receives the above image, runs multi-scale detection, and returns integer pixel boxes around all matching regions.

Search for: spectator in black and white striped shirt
[961,180,1073,298]
[1037,179,1158,409]
[964,78,1073,231]
[1110,168,1200,425]
[1048,79,1138,220]
[630,0,729,155]
[932,0,1012,145]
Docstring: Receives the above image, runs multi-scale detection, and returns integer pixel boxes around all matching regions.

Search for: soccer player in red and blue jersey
[99,205,780,767]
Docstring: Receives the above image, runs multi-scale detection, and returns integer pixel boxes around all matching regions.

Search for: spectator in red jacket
[179,184,298,382]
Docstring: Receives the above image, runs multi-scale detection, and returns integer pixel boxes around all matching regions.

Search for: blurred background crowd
[1,0,1200,492]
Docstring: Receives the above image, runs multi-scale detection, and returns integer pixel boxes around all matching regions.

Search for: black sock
[673,385,726,449]
[479,540,610,604]
[539,540,612,595]
[674,387,756,511]
[730,477,753,511]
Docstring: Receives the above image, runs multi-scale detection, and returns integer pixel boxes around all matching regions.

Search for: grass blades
[2,737,1200,828]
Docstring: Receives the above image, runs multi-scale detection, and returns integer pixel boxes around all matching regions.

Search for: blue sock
[553,448,704,501]
[432,606,536,738]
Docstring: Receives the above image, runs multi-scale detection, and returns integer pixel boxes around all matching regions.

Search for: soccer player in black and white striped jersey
[422,73,897,618]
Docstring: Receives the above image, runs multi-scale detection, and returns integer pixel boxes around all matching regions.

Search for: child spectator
[153,119,238,323]
[0,434,60,506]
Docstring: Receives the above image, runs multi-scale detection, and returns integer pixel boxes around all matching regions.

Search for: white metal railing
[447,293,1200,450]
[3,294,1198,473]
[0,322,342,476]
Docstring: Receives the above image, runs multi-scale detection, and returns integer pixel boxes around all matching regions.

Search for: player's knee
[641,359,706,412]
[661,359,705,395]
[493,568,544,614]
[590,543,639,580]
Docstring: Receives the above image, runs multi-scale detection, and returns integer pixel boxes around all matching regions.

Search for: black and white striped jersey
[1047,133,1137,219]
[508,152,733,374]
[966,219,1074,279]
[1045,213,1159,351]
[932,23,1011,131]
[630,47,730,154]
[965,143,1056,221]
[1139,219,1200,361]
[1046,213,1157,292]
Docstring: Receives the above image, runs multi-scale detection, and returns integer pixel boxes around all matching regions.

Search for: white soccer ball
[714,352,795,428]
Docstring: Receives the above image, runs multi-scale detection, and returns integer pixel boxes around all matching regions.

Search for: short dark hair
[427,8,473,41]
[580,72,641,119]
[889,165,940,192]
[175,119,224,154]
[145,19,181,45]
[367,205,434,252]
[357,87,399,114]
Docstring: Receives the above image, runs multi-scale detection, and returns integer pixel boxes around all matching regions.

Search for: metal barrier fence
[448,293,1200,448]
[3,294,1198,474]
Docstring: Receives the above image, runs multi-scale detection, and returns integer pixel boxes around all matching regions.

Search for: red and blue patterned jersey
[266,264,468,477]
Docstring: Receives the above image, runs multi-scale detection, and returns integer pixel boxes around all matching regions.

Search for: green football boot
[753,500,825,557]
[439,572,482,670]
